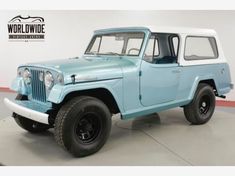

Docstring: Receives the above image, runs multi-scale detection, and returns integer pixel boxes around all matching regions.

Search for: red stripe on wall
[0,87,235,107]
[0,87,15,93]
[216,100,235,107]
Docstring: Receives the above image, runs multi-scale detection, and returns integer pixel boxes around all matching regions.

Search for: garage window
[184,36,218,60]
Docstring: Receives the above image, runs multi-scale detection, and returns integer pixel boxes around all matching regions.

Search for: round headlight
[44,71,54,89]
[23,68,31,85]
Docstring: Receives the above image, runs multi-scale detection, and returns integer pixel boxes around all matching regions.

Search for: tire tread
[54,96,89,150]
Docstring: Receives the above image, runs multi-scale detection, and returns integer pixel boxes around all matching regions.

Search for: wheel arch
[56,88,121,115]
[188,76,219,101]
[198,79,218,95]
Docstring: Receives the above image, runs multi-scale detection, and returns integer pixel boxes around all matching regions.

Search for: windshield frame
[85,31,146,57]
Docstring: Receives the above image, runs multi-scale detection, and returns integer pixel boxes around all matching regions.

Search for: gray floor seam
[140,130,194,166]
[115,121,193,166]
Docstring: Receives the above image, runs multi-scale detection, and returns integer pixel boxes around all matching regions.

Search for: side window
[144,36,159,63]
[126,38,143,56]
[184,36,218,60]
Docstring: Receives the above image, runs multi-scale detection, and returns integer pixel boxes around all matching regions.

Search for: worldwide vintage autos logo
[8,15,45,42]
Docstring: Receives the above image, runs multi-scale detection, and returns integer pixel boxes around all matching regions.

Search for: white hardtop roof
[146,26,216,35]
[95,26,217,35]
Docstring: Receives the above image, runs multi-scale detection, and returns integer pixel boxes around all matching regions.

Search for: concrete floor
[1,92,235,166]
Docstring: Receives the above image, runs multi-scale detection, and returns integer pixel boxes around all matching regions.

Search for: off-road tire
[184,83,215,125]
[54,96,111,157]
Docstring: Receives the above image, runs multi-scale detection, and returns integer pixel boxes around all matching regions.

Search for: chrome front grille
[30,69,47,102]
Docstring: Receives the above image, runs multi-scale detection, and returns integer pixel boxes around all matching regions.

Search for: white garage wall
[0,10,234,100]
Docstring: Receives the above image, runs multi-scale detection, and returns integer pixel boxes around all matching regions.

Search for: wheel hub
[75,113,101,143]
[199,95,211,115]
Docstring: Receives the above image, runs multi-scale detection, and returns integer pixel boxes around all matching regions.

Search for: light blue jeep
[4,26,233,157]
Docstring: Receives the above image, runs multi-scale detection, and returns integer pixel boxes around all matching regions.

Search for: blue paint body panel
[121,62,232,119]
[10,27,233,119]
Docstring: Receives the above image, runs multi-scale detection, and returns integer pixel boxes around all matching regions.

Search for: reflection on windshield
[85,32,145,56]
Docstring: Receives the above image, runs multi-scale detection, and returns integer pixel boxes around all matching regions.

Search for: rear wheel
[54,96,111,157]
[184,83,215,125]
[13,94,51,133]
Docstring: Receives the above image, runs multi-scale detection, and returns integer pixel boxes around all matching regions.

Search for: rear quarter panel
[177,63,232,101]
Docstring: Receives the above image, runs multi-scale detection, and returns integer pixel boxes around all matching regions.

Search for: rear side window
[184,36,218,60]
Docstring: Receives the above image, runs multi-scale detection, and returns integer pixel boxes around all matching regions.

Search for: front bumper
[4,98,49,124]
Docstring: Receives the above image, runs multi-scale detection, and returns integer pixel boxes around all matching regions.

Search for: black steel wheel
[75,112,102,144]
[198,95,211,115]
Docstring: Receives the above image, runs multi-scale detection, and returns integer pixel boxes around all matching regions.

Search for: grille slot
[30,69,47,102]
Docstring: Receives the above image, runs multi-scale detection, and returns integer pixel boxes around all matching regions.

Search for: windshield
[85,32,145,56]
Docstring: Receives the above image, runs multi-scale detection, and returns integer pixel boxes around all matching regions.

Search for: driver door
[140,33,181,107]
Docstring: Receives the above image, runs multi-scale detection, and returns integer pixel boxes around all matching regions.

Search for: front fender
[11,77,29,95]
[47,78,124,113]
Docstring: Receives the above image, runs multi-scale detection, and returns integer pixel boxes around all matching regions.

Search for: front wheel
[54,96,111,157]
[184,83,215,125]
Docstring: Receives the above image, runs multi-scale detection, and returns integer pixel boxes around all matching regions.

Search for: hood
[22,56,137,84]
